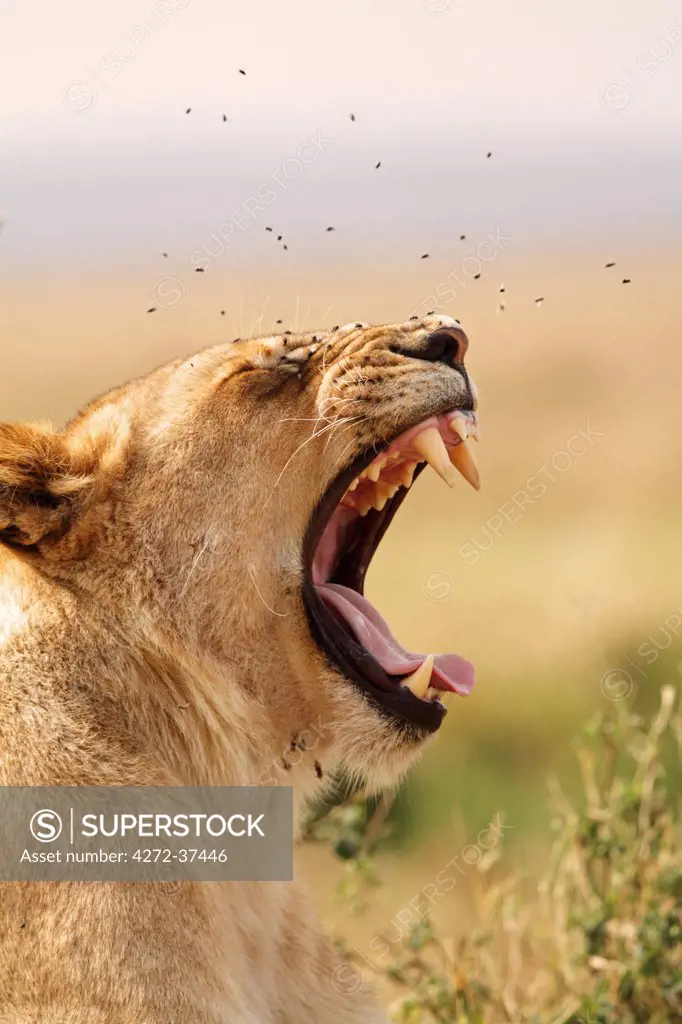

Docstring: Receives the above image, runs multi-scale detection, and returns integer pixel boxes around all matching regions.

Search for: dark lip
[302,435,448,733]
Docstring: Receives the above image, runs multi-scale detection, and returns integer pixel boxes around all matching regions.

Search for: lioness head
[0,315,478,789]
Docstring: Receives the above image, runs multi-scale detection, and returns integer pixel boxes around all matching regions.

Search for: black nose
[390,325,469,366]
[421,327,468,366]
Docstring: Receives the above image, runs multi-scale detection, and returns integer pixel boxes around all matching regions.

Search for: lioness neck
[1,571,333,807]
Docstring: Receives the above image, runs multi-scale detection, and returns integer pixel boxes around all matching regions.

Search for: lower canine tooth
[412,428,459,488]
[403,654,434,700]
[449,442,481,491]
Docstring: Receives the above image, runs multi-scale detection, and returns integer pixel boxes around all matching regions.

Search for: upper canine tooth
[402,654,434,700]
[449,441,481,491]
[412,428,459,488]
[367,463,382,483]
[450,417,469,441]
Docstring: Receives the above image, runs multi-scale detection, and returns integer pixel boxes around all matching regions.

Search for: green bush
[306,686,681,1023]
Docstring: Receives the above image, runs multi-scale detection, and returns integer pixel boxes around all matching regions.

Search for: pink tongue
[317,583,475,695]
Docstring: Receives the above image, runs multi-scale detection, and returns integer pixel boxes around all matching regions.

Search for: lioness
[0,315,478,1023]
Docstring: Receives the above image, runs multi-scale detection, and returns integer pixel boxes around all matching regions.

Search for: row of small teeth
[345,461,417,515]
[342,414,480,517]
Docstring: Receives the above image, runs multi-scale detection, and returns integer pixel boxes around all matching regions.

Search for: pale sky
[1,0,681,267]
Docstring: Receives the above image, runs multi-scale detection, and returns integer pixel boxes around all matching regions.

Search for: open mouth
[303,410,480,733]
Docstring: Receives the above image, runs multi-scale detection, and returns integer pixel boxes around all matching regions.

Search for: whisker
[238,290,245,339]
[277,400,361,426]
[179,535,211,598]
[277,416,334,424]
[318,395,362,415]
[334,419,369,463]
[247,565,289,618]
[323,409,369,454]
[250,294,270,339]
[263,416,362,508]
[314,397,363,435]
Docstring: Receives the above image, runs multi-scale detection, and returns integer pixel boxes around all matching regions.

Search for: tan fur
[0,316,473,1023]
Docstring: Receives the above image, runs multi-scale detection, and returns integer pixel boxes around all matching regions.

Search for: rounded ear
[0,422,94,547]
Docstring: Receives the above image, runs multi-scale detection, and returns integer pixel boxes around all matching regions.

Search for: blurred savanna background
[2,0,682,1016]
